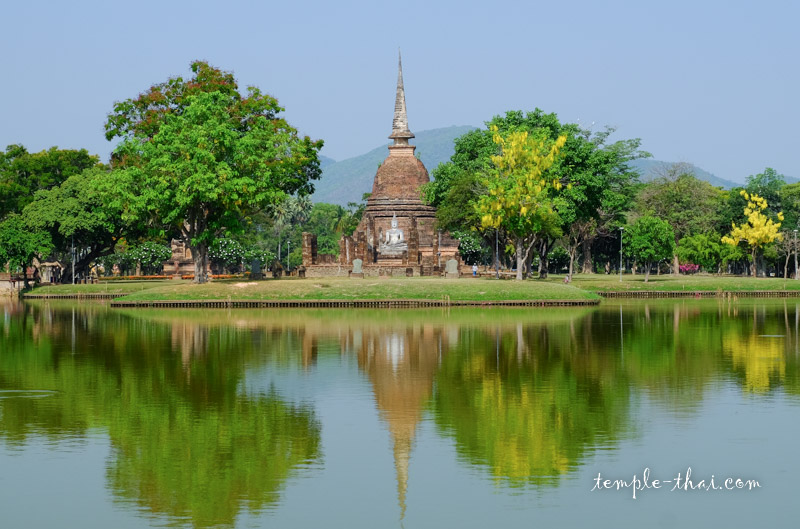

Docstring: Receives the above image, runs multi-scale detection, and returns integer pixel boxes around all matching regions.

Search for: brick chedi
[303,53,460,277]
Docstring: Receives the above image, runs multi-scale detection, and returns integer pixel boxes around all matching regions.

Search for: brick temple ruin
[302,55,460,277]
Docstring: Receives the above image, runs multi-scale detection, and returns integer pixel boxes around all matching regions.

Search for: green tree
[623,216,675,282]
[778,182,800,231]
[271,195,312,267]
[0,214,53,287]
[0,144,99,219]
[676,232,723,273]
[106,62,322,283]
[475,127,567,280]
[746,167,785,214]
[721,191,783,277]
[425,110,645,278]
[23,167,135,282]
[635,164,723,274]
[555,126,646,278]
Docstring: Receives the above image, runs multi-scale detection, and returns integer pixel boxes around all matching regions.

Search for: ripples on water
[1,299,799,528]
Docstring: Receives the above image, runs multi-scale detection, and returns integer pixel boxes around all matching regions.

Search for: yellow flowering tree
[721,191,783,277]
[475,126,567,280]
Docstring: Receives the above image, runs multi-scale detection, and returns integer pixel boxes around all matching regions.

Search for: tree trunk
[672,253,680,276]
[785,252,790,279]
[645,261,651,282]
[580,239,593,274]
[192,243,209,284]
[568,248,576,279]
[515,240,525,281]
[537,239,550,279]
[751,249,757,278]
[524,250,535,279]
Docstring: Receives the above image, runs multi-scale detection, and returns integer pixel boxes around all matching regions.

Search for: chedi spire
[389,51,414,146]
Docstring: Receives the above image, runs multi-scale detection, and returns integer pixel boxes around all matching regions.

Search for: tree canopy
[0,144,99,219]
[23,166,134,282]
[722,191,783,277]
[623,216,675,282]
[425,109,645,276]
[0,214,53,285]
[105,61,323,283]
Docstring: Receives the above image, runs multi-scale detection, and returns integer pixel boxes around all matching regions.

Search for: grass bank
[544,274,800,293]
[25,274,800,305]
[26,280,174,295]
[27,277,598,302]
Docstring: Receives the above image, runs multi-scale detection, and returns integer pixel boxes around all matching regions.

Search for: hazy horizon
[2,0,797,184]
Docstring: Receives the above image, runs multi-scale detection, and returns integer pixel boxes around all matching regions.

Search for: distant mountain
[313,127,761,204]
[311,125,476,205]
[630,159,741,189]
[318,155,336,169]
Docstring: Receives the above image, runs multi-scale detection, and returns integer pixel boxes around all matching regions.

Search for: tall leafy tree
[425,110,645,277]
[23,167,134,282]
[722,191,783,277]
[0,214,53,286]
[475,127,567,280]
[778,181,800,231]
[0,144,99,219]
[635,164,724,274]
[105,62,322,283]
[623,216,675,282]
[676,232,723,273]
[555,126,646,278]
[745,167,785,214]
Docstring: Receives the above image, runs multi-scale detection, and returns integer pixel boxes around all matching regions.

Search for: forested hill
[311,125,476,205]
[312,125,774,205]
[629,159,741,189]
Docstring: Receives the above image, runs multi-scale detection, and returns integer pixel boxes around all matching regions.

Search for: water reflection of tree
[5,300,800,524]
[0,303,321,528]
[613,300,800,397]
[432,318,632,488]
[719,301,798,394]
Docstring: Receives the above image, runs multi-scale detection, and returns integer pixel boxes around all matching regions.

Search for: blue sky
[1,0,797,183]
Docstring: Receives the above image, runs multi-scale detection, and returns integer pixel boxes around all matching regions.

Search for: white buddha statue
[380,213,407,253]
[385,214,405,245]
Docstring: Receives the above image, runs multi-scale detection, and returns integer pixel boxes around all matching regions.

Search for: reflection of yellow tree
[433,324,631,487]
[0,305,321,527]
[723,332,786,393]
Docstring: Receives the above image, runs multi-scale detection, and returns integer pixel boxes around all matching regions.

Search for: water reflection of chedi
[354,324,452,520]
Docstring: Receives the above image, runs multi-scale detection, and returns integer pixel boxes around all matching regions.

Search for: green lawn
[39,276,598,302]
[27,280,176,295]
[543,273,800,292]
[25,274,800,303]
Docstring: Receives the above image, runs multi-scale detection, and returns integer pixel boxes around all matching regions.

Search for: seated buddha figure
[380,213,408,253]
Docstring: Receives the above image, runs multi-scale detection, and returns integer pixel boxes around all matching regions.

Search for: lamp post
[794,229,798,280]
[619,227,624,282]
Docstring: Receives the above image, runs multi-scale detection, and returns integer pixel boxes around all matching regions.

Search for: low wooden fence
[599,290,800,299]
[110,298,600,309]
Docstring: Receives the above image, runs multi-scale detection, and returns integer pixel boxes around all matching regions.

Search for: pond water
[1,300,799,528]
